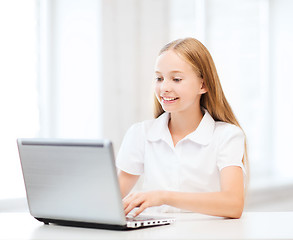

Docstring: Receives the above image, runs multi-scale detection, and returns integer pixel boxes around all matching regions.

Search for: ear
[200,81,208,94]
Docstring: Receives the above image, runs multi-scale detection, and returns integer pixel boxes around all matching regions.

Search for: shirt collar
[147,109,215,146]
[147,112,170,143]
[186,109,215,145]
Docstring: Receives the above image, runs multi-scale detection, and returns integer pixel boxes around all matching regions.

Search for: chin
[162,108,179,114]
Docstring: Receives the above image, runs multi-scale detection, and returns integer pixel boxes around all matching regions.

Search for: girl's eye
[173,78,182,82]
[156,77,163,82]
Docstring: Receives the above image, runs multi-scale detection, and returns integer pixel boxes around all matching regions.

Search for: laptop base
[36,217,130,230]
[35,217,170,231]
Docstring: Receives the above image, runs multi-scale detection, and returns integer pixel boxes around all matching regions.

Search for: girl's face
[154,50,206,115]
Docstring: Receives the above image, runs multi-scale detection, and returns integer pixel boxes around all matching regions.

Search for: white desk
[0,212,292,239]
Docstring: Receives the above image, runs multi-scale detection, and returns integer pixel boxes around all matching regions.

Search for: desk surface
[0,212,292,239]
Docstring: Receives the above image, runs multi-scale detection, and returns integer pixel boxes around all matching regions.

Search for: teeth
[162,97,177,101]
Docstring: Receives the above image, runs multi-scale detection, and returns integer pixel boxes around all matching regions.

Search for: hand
[123,191,167,217]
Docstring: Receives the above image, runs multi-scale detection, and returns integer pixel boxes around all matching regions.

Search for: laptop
[17,138,175,230]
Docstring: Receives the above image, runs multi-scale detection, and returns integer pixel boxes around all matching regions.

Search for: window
[169,0,293,184]
[0,0,38,198]
[2,0,292,200]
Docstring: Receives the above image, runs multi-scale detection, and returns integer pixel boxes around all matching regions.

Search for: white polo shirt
[116,109,245,212]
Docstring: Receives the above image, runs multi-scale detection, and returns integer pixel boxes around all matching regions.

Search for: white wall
[101,0,169,150]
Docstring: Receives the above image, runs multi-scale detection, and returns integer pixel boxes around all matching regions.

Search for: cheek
[180,84,200,100]
[154,84,161,97]
[188,81,202,93]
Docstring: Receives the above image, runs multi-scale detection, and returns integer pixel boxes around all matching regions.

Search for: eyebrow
[155,70,184,74]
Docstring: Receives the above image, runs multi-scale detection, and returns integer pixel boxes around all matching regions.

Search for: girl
[116,38,248,219]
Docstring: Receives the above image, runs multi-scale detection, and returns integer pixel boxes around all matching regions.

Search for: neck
[168,107,204,137]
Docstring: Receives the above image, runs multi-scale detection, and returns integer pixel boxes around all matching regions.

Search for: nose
[160,79,172,92]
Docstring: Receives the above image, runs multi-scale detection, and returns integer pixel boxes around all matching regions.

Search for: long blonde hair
[154,38,248,173]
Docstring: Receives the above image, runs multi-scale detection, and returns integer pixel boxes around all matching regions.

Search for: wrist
[160,190,170,205]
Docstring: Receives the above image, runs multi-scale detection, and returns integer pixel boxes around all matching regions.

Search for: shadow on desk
[29,219,174,239]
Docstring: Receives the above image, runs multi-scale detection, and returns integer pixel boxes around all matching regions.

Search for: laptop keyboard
[126,216,156,222]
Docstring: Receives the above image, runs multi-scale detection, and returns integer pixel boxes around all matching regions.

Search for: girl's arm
[165,166,244,218]
[118,170,140,198]
[123,166,244,219]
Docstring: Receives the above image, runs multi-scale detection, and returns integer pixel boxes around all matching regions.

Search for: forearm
[163,191,244,219]
[118,170,140,198]
[123,167,245,218]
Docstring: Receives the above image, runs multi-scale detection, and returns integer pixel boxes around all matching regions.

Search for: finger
[134,202,149,217]
[124,197,144,216]
[122,193,136,209]
[123,199,130,210]
[124,201,141,216]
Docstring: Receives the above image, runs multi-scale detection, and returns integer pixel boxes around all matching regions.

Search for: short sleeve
[116,123,145,175]
[216,125,245,173]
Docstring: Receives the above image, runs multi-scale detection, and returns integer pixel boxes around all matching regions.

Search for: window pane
[169,0,272,179]
[206,0,270,177]
[0,0,38,198]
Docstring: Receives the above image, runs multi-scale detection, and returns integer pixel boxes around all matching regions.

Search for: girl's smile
[160,96,179,104]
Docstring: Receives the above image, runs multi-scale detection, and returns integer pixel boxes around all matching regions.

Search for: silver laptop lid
[17,138,126,226]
